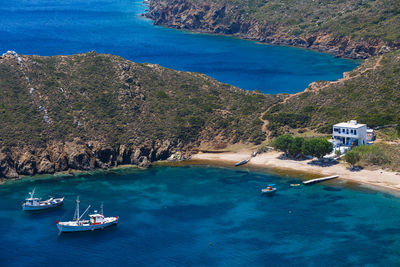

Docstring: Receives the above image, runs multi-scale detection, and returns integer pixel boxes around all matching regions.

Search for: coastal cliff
[0,51,279,179]
[145,0,400,59]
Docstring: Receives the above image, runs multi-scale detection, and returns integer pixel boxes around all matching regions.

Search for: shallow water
[1,166,400,266]
[0,0,359,93]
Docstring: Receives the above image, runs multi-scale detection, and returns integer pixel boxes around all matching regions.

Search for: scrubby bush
[352,145,391,166]
[345,150,361,168]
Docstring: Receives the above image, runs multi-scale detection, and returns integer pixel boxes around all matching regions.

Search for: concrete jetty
[303,175,339,185]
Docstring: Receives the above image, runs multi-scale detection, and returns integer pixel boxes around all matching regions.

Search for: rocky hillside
[0,51,280,178]
[146,0,400,59]
[264,50,400,136]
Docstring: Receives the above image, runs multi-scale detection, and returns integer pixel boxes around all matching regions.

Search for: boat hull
[22,198,64,211]
[261,188,276,195]
[57,217,119,233]
[235,160,249,166]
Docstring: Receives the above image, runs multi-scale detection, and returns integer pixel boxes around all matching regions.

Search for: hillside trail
[258,55,384,140]
[304,54,383,94]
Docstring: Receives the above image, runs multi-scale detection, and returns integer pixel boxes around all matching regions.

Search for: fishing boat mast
[73,196,80,221]
[100,202,104,215]
[29,187,36,199]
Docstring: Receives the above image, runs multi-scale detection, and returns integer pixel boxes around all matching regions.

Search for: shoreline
[2,150,400,196]
[190,150,400,196]
[144,0,395,60]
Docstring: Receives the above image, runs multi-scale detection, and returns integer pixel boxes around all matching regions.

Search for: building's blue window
[354,130,357,134]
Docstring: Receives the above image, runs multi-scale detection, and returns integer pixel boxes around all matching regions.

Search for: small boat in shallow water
[261,184,276,195]
[57,197,119,233]
[22,188,64,211]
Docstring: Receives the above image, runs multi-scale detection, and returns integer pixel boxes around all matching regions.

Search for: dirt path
[310,55,384,92]
[258,55,384,140]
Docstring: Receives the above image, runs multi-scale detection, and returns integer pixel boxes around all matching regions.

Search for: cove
[1,166,400,266]
[0,0,359,94]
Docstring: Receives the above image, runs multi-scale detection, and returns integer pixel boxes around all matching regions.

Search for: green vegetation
[342,144,400,171]
[266,50,400,135]
[272,134,332,159]
[288,137,305,156]
[344,150,361,168]
[348,144,391,167]
[301,138,333,159]
[202,0,400,42]
[0,52,279,148]
[272,134,293,156]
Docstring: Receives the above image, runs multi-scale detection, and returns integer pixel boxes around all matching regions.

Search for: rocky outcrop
[0,139,189,179]
[145,0,399,59]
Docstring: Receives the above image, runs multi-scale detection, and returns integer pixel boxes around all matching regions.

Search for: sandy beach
[191,150,400,194]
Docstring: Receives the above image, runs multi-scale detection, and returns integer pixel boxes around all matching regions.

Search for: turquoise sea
[1,166,400,266]
[0,0,358,93]
[1,0,394,266]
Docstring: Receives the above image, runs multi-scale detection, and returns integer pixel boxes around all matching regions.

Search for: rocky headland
[0,51,279,179]
[145,0,400,59]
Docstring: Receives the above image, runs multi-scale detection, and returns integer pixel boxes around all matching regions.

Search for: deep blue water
[0,0,359,93]
[1,166,400,266]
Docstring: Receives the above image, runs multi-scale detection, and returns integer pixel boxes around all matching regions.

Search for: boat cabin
[89,214,105,225]
[25,197,40,206]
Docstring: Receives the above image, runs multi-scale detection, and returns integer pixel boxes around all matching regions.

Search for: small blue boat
[261,184,276,195]
[22,188,64,211]
[235,159,249,166]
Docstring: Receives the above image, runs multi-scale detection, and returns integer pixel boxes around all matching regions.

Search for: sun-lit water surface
[1,166,400,266]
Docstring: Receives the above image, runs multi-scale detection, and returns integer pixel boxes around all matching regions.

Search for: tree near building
[288,137,305,157]
[272,134,293,156]
[302,138,333,159]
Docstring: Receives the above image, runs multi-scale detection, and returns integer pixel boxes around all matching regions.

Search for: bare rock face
[145,0,397,59]
[0,137,182,178]
[63,141,94,170]
[37,152,55,174]
[0,151,18,178]
[117,145,132,165]
[15,149,37,176]
[153,140,172,161]
[137,156,150,168]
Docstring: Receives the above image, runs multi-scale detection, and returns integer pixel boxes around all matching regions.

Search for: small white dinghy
[57,197,119,233]
[261,184,277,195]
[22,188,64,211]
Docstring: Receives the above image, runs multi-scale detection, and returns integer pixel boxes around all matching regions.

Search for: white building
[332,120,367,147]
[366,129,375,142]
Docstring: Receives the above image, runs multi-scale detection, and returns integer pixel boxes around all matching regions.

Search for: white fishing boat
[22,188,64,211]
[57,197,119,233]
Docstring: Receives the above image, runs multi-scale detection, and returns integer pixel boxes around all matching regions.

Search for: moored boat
[22,188,64,211]
[57,197,119,233]
[261,184,276,195]
[235,159,249,166]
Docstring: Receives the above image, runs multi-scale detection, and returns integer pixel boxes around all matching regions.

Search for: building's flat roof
[333,122,366,128]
